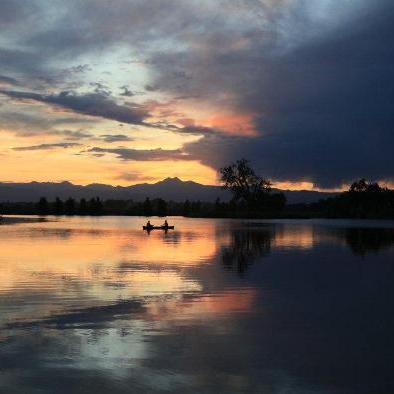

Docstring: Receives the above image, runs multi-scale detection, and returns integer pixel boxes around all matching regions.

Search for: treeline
[0,197,104,216]
[1,157,392,218]
[288,179,394,219]
[0,159,288,218]
[1,180,393,219]
[0,195,285,218]
[313,179,394,219]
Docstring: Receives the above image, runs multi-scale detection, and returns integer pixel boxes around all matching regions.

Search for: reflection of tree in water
[221,228,274,274]
[342,227,394,256]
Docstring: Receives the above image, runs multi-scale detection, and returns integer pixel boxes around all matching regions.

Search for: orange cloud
[201,112,258,136]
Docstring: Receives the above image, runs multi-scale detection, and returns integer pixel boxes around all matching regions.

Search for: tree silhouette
[220,158,271,205]
[54,197,64,215]
[88,197,103,215]
[350,178,369,193]
[191,200,201,214]
[65,197,75,215]
[183,199,191,216]
[219,158,285,213]
[79,198,88,215]
[143,197,152,216]
[37,197,48,215]
[157,198,167,217]
[316,179,394,218]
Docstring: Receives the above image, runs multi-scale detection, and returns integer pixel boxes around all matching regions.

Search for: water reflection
[334,227,394,256]
[0,217,393,393]
[221,227,273,273]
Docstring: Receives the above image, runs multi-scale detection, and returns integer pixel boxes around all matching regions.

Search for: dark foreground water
[0,216,393,393]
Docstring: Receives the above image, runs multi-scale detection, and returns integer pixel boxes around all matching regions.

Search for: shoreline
[1,213,393,221]
[0,216,48,225]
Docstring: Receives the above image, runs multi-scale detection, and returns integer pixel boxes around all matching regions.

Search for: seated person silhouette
[146,220,153,229]
[163,219,168,228]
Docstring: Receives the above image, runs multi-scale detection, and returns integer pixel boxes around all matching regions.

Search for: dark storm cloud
[0,90,148,125]
[86,147,193,161]
[0,48,41,75]
[177,2,394,187]
[13,142,81,151]
[0,0,38,24]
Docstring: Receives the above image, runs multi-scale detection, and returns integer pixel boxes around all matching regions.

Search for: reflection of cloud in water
[125,230,217,265]
[146,289,257,322]
[273,225,315,250]
[1,217,394,393]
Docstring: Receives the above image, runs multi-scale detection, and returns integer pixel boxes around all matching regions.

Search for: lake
[0,216,393,393]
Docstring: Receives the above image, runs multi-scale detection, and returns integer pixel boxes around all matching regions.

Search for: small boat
[143,225,174,231]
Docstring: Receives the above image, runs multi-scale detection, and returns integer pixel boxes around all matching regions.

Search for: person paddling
[146,220,153,229]
[163,219,168,228]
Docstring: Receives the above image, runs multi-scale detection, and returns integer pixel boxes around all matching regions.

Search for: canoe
[143,225,174,230]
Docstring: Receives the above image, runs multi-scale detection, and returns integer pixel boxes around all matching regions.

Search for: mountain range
[0,177,337,204]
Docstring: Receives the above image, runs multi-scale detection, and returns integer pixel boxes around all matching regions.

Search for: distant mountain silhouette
[0,177,337,203]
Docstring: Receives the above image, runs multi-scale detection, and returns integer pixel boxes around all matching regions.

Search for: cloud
[0,90,149,125]
[0,0,38,25]
[1,1,394,186]
[176,1,394,187]
[64,64,92,74]
[60,130,93,140]
[0,75,19,86]
[115,172,156,182]
[100,134,133,143]
[13,142,81,151]
[119,86,135,97]
[0,110,95,139]
[1,89,217,137]
[86,147,193,161]
[0,47,56,89]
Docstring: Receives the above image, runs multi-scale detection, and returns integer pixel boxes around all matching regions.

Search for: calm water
[0,216,393,393]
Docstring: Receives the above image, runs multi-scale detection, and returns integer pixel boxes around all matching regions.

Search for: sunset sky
[0,0,393,190]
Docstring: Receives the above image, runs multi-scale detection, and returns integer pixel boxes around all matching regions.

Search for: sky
[0,0,393,190]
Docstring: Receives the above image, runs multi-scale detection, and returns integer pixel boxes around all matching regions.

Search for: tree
[54,197,64,215]
[156,198,167,217]
[191,200,201,214]
[79,198,87,215]
[350,178,383,193]
[65,197,75,215]
[183,200,191,216]
[37,197,48,215]
[94,197,103,214]
[349,178,369,193]
[88,197,103,215]
[316,179,394,219]
[220,159,271,206]
[143,197,152,216]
